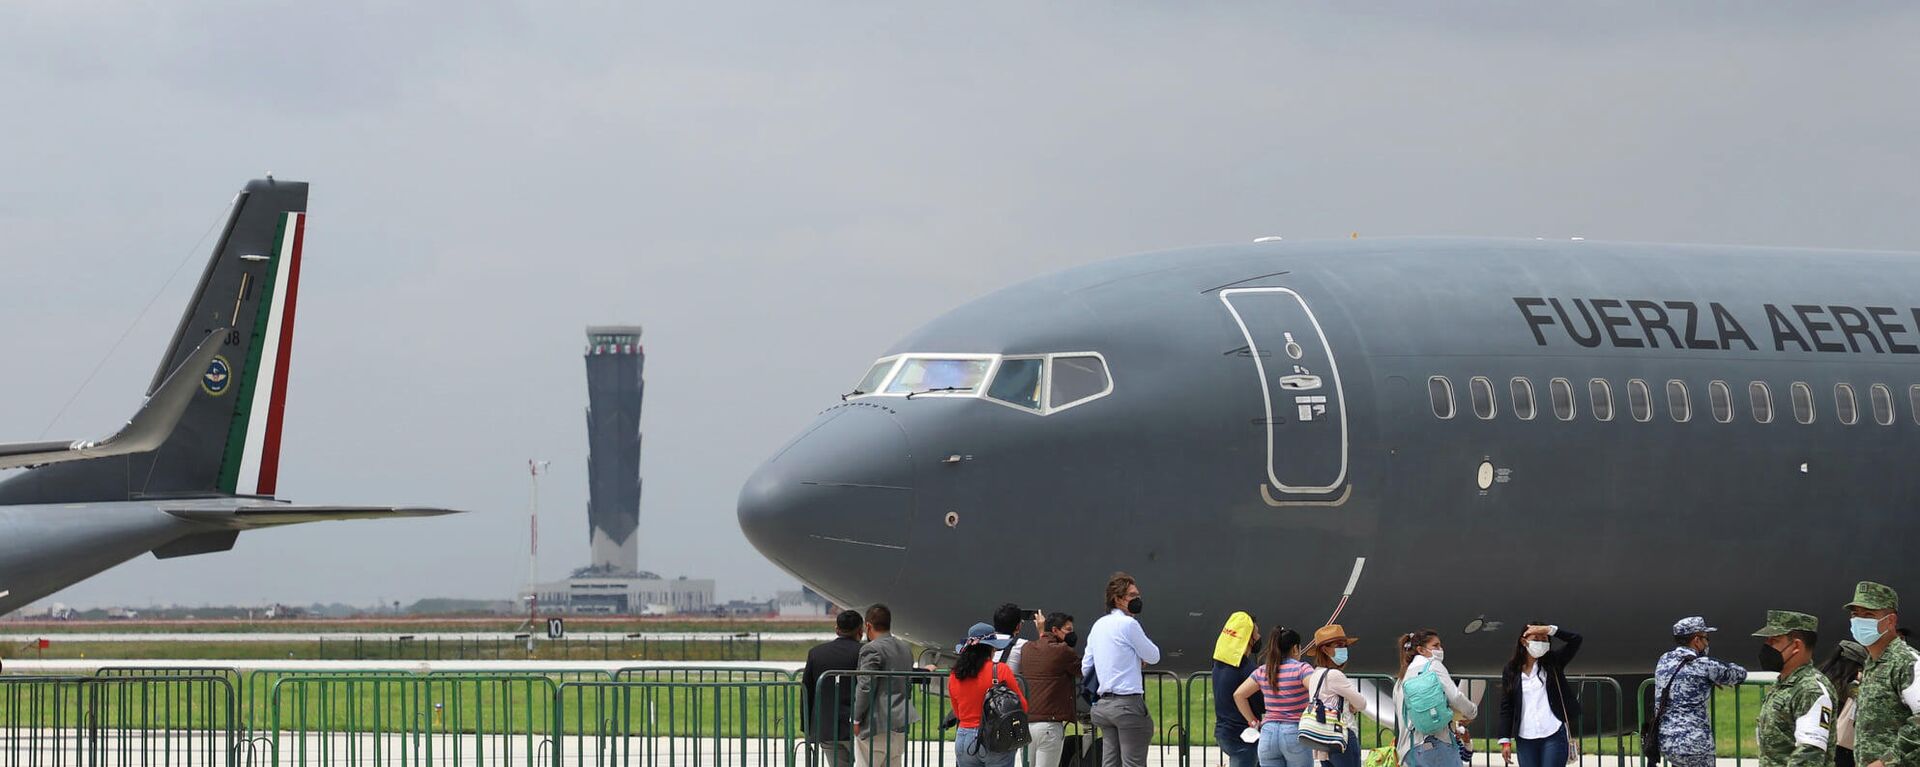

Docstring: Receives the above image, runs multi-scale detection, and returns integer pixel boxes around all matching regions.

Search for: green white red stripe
[220,212,304,496]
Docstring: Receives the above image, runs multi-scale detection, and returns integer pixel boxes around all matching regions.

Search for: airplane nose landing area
[737,404,914,602]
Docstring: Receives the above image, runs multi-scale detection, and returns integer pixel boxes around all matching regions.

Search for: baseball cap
[1672,616,1717,636]
[1752,610,1818,637]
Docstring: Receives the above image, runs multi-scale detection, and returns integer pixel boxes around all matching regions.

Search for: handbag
[1299,669,1350,752]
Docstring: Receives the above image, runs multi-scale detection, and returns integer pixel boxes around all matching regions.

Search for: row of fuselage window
[1428,375,1918,427]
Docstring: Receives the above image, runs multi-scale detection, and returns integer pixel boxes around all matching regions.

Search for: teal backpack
[1400,661,1454,736]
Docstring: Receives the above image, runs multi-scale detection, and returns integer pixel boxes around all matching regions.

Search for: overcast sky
[2,3,1917,609]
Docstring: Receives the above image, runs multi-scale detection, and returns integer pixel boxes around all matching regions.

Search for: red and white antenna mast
[527,459,551,627]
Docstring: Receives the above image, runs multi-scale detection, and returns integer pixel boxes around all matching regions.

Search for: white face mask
[1526,641,1550,659]
[1428,647,1445,663]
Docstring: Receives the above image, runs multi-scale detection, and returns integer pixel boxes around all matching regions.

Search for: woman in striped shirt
[1233,626,1315,767]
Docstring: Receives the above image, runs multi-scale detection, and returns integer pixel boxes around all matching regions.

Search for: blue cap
[1672,616,1717,637]
[956,622,1013,652]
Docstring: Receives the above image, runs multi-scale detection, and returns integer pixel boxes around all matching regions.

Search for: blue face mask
[1332,647,1350,666]
[1852,616,1886,646]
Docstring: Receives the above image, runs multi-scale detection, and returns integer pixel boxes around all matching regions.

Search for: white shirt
[1080,609,1161,695]
[993,634,1029,675]
[1518,666,1563,739]
[1394,655,1478,762]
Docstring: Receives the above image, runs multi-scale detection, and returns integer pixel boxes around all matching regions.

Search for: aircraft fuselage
[740,237,1919,675]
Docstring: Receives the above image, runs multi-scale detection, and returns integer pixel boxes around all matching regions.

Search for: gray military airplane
[0,178,457,616]
[740,237,1919,675]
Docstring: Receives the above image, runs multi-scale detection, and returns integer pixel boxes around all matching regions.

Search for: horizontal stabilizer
[163,502,462,529]
[0,334,228,471]
[152,530,241,559]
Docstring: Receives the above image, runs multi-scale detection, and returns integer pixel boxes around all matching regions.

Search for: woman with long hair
[1233,626,1314,767]
[948,622,1027,767]
[1822,640,1868,767]
[1495,624,1584,767]
[1394,629,1478,767]
[1301,625,1371,767]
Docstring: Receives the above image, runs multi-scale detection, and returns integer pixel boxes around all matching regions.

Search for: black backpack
[978,660,1032,753]
[1640,655,1700,765]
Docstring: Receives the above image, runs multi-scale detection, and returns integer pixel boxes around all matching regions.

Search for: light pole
[526,459,550,649]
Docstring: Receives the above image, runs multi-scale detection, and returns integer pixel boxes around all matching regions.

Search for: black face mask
[1063,631,1079,649]
[1127,597,1144,616]
[1759,644,1786,673]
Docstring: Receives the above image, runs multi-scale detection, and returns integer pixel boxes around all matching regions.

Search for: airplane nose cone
[738,404,914,603]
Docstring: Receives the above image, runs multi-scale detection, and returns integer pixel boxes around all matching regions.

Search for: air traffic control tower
[584,326,644,573]
[525,327,714,614]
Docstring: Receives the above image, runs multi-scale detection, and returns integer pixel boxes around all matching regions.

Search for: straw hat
[1303,624,1358,654]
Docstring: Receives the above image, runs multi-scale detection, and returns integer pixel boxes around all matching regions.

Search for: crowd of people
[799,576,1920,767]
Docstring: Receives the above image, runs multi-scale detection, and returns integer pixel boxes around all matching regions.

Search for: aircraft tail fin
[0,179,311,503]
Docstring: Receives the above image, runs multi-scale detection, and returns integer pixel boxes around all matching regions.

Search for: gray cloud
[1,3,1916,608]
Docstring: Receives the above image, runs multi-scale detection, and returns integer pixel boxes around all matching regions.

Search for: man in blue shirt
[1654,616,1749,767]
[1082,572,1161,767]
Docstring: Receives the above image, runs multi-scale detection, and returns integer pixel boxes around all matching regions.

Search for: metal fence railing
[555,680,800,767]
[0,663,1800,767]
[1634,676,1775,766]
[0,674,238,767]
[268,674,558,767]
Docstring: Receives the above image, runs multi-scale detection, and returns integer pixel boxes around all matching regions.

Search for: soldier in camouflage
[1753,610,1836,767]
[1845,582,1920,767]
[1656,616,1749,767]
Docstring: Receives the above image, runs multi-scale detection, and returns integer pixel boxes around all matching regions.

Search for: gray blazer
[851,634,919,732]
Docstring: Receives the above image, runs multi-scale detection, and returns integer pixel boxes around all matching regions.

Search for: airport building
[521,326,716,615]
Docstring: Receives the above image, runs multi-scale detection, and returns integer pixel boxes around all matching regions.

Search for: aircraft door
[1219,287,1349,498]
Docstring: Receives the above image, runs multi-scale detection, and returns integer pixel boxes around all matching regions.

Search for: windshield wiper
[840,389,866,401]
[906,386,974,400]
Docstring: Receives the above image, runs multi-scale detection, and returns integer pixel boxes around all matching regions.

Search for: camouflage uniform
[1658,617,1749,767]
[1753,611,1836,767]
[1849,582,1920,767]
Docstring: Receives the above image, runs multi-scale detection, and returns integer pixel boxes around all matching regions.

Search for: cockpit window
[853,359,898,397]
[1049,355,1111,411]
[850,351,1112,414]
[883,357,992,395]
[987,358,1044,410]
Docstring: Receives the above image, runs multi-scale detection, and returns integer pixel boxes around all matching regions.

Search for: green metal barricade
[615,667,799,685]
[0,674,238,767]
[268,674,557,766]
[554,679,801,767]
[1181,670,1629,767]
[814,670,953,767]
[1635,676,1774,765]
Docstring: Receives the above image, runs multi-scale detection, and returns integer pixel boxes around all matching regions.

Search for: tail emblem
[202,356,232,396]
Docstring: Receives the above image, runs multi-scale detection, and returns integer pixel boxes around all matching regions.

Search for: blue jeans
[1217,727,1259,767]
[1319,731,1361,767]
[954,727,1015,767]
[1259,721,1313,767]
[1406,734,1461,767]
[1515,726,1568,767]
